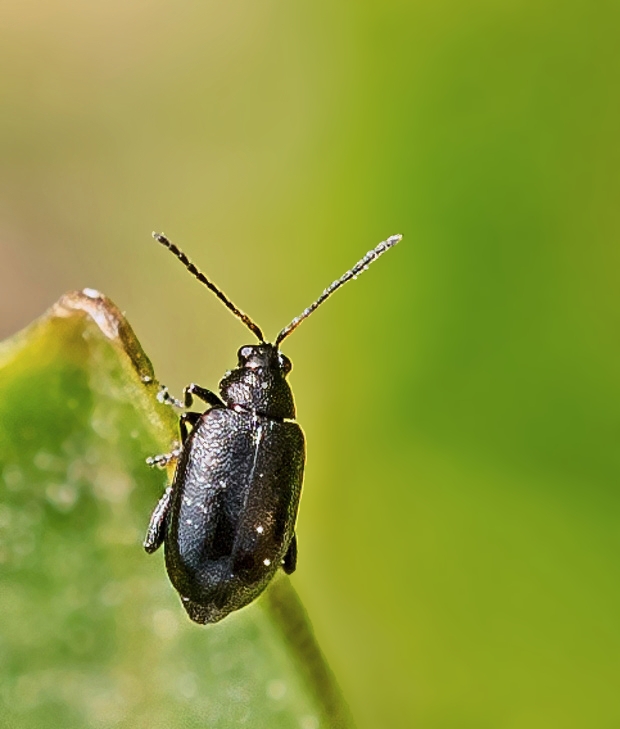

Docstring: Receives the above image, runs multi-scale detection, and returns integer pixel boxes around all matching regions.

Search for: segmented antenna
[275,234,402,346]
[153,233,265,343]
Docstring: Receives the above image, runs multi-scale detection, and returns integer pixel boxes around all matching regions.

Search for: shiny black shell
[154,343,305,624]
[166,407,304,623]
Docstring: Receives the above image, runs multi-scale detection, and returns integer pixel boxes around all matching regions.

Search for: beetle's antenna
[153,233,265,342]
[275,234,402,346]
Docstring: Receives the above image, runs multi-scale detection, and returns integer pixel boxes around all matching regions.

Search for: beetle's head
[219,343,295,419]
[236,344,292,374]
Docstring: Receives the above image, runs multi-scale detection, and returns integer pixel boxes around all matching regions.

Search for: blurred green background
[1,0,619,727]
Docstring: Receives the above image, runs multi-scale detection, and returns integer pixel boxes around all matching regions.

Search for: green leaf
[0,290,353,729]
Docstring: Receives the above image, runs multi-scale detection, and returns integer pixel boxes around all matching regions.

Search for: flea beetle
[144,232,402,623]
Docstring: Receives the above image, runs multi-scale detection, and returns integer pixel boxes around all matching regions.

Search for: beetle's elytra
[144,232,402,624]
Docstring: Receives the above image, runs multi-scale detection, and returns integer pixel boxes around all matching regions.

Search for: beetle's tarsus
[157,385,184,409]
[146,446,182,469]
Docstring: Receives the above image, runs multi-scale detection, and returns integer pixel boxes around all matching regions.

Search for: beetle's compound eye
[278,353,292,375]
[238,346,255,364]
[237,345,265,370]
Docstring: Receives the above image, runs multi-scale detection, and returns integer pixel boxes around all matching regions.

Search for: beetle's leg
[184,383,225,409]
[282,533,298,575]
[146,445,182,469]
[157,385,184,409]
[144,486,173,554]
[180,411,201,444]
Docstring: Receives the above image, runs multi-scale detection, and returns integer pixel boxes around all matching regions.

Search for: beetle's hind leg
[282,533,298,575]
[144,486,173,553]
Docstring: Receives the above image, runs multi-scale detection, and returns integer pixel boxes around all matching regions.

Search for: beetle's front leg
[144,486,173,553]
[183,383,225,409]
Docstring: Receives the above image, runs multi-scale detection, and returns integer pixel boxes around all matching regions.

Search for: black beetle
[144,232,402,623]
